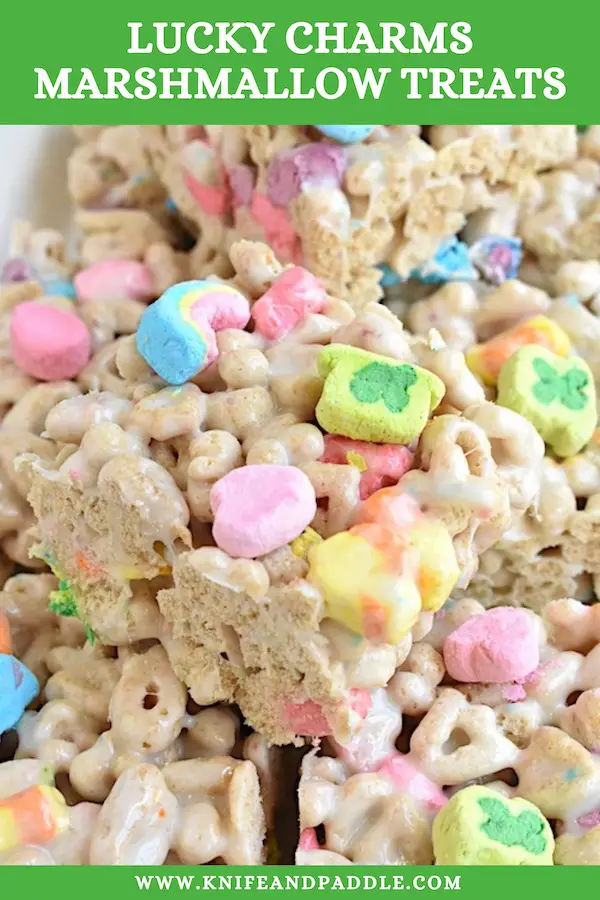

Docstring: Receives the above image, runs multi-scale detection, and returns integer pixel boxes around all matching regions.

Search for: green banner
[1,866,599,895]
[0,0,598,123]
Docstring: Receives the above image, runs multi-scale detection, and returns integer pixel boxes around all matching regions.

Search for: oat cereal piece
[10,125,600,872]
[297,752,435,865]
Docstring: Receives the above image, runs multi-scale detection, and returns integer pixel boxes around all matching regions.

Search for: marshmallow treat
[1,124,600,866]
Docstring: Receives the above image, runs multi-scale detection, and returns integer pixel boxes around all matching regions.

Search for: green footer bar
[0,867,596,897]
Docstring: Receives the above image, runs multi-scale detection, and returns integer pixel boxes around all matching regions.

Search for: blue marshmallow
[469,236,522,284]
[410,237,478,284]
[378,264,404,288]
[315,126,375,144]
[42,278,77,300]
[0,654,39,734]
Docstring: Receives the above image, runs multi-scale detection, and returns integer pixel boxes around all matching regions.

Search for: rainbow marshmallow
[136,280,251,385]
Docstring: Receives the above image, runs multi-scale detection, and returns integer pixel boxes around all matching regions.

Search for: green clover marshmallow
[433,786,554,865]
[316,345,445,444]
[497,345,597,457]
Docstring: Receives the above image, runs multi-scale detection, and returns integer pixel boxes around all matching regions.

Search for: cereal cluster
[1,123,600,866]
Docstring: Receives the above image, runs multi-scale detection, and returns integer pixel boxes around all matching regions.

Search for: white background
[0,126,75,264]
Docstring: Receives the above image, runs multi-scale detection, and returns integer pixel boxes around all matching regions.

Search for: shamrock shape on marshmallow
[316,345,445,445]
[532,357,589,411]
[350,361,417,414]
[478,796,547,855]
[497,344,597,457]
[432,785,554,865]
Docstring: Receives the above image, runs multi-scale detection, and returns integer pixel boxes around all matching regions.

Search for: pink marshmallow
[502,684,527,702]
[193,285,251,333]
[283,689,372,737]
[228,164,255,208]
[349,688,372,719]
[577,809,600,829]
[184,172,231,216]
[443,607,539,683]
[283,699,331,737]
[74,259,155,302]
[10,302,91,381]
[251,267,327,341]
[298,829,319,851]
[250,192,302,264]
[210,464,317,559]
[267,144,346,207]
[378,754,447,813]
[321,436,414,500]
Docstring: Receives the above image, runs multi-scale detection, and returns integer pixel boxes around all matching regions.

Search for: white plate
[0,126,75,265]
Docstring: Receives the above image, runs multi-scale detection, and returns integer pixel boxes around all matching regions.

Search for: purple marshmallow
[267,143,346,207]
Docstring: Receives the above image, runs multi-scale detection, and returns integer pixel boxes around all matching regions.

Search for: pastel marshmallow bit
[1,257,33,282]
[410,237,477,284]
[250,192,302,264]
[181,140,230,215]
[0,610,12,655]
[443,607,539,683]
[282,689,370,738]
[433,786,554,865]
[356,487,459,612]
[315,125,376,144]
[469,235,522,284]
[466,315,571,386]
[136,280,250,385]
[497,344,597,457]
[185,171,231,216]
[378,264,403,288]
[41,278,77,300]
[10,301,91,381]
[405,519,460,613]
[290,526,323,561]
[282,699,331,737]
[308,524,421,644]
[74,259,155,302]
[251,266,327,340]
[228,164,255,208]
[210,464,317,559]
[316,345,445,445]
[0,654,39,734]
[378,755,447,813]
[356,487,422,532]
[298,828,319,851]
[321,435,414,500]
[267,144,346,207]
[0,785,70,852]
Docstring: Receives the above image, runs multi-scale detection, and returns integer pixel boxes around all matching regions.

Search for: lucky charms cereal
[0,124,599,867]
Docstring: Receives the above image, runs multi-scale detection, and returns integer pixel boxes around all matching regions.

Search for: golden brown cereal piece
[409,688,520,785]
[76,209,167,265]
[68,646,187,802]
[26,451,190,637]
[157,547,362,745]
[561,495,600,572]
[163,757,266,864]
[407,282,478,350]
[300,461,362,538]
[298,753,434,865]
[555,827,600,865]
[465,549,586,614]
[229,240,284,298]
[0,280,43,314]
[244,414,324,468]
[79,298,146,353]
[515,726,600,820]
[400,414,511,585]
[544,597,600,653]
